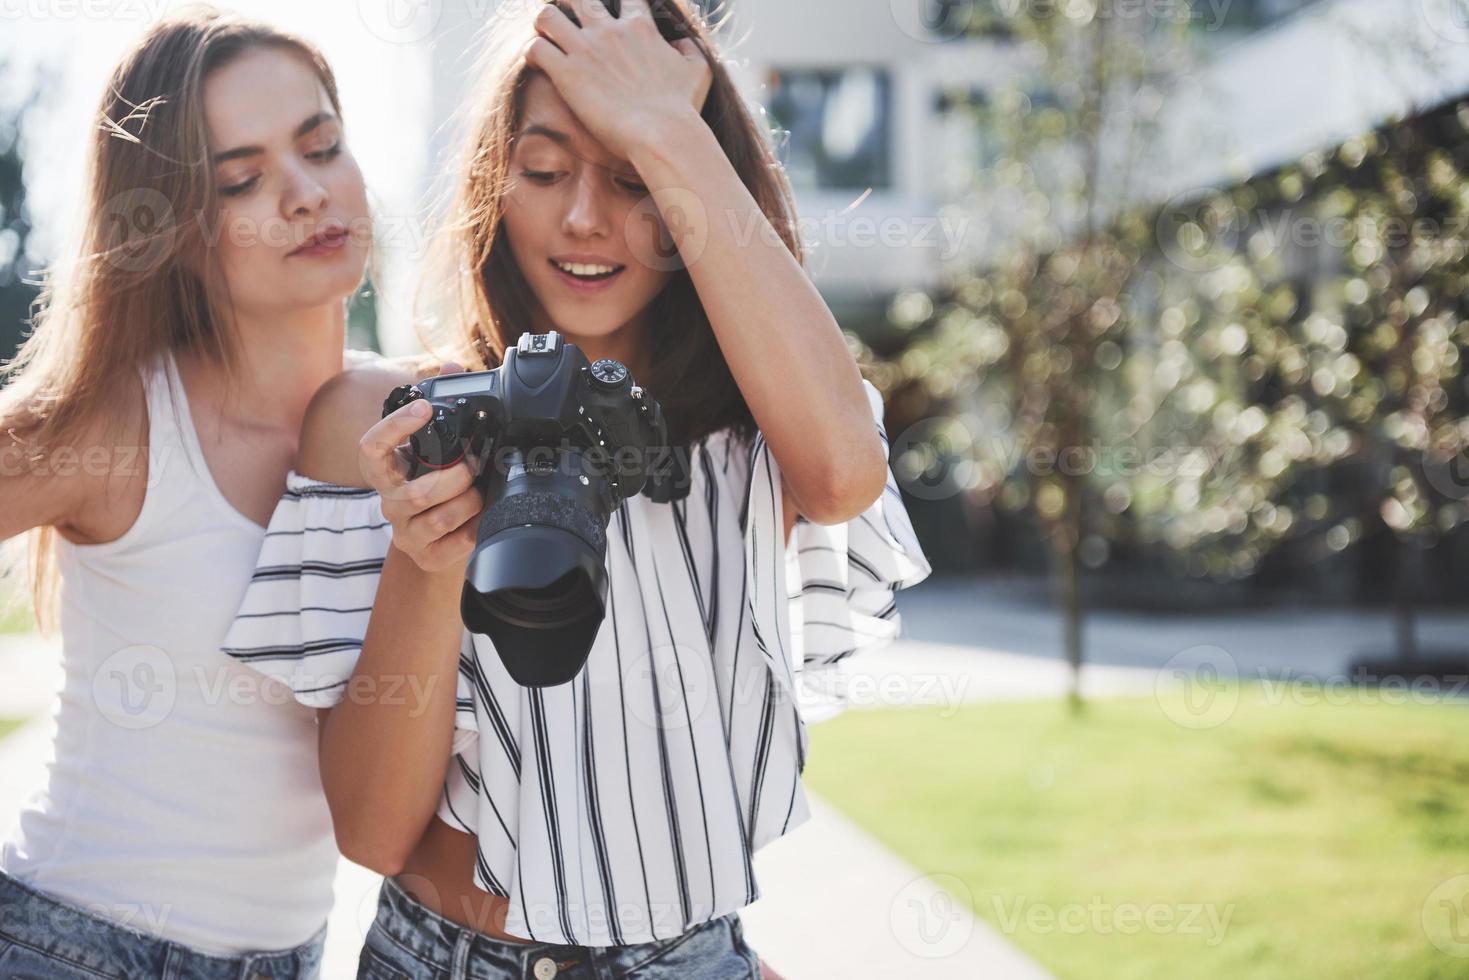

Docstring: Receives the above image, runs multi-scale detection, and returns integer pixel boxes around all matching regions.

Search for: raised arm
[302,361,485,875]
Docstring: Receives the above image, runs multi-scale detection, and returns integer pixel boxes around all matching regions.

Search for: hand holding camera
[374,331,684,688]
[359,361,486,575]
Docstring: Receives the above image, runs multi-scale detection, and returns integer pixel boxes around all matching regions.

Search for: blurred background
[2,0,1469,978]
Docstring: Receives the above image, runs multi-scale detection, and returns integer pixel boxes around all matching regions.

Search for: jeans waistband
[373,874,606,973]
[0,868,326,980]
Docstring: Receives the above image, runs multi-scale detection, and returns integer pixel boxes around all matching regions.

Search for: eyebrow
[211,111,337,164]
[512,122,636,174]
[514,123,571,147]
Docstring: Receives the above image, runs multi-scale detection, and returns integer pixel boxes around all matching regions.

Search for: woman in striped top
[223,1,932,977]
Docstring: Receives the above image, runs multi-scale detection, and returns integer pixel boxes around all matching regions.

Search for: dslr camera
[382,331,685,687]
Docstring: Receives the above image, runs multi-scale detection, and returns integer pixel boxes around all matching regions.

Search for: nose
[281,160,329,219]
[561,168,610,239]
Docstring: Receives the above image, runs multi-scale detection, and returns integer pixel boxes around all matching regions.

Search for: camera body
[381,331,685,687]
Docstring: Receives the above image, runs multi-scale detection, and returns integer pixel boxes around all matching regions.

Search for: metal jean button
[532,955,558,979]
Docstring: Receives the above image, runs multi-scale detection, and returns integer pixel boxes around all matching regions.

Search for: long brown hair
[417,0,805,451]
[0,6,347,633]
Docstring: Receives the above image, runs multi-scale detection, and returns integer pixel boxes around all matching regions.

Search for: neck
[182,301,348,435]
[533,309,655,385]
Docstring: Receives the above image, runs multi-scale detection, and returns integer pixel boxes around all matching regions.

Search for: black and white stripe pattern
[223,379,931,946]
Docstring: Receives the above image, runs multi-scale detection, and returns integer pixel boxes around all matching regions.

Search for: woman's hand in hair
[527,0,713,163]
[358,362,484,575]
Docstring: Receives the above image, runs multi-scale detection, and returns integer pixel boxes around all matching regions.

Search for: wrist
[628,109,712,175]
[387,541,470,586]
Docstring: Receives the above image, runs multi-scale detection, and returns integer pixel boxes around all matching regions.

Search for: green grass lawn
[0,584,34,635]
[804,683,1469,980]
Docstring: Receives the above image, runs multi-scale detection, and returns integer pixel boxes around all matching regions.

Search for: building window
[765,67,893,192]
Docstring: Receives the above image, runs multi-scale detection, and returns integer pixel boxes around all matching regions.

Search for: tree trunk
[1393,539,1419,665]
[1059,470,1086,716]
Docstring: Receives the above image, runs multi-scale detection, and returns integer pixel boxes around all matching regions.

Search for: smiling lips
[288,225,348,258]
[549,256,626,292]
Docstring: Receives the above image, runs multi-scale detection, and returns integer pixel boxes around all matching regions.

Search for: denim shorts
[0,868,326,979]
[357,875,762,980]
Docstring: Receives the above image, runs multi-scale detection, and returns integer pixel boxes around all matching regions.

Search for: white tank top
[0,347,369,955]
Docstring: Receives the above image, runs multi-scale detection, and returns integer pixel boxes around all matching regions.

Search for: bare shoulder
[297,355,438,489]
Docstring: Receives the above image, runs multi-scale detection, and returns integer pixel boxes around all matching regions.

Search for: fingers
[420,512,480,572]
[439,361,464,376]
[525,34,570,74]
[359,401,432,490]
[403,485,485,557]
[534,2,584,53]
[565,0,611,24]
[380,457,476,520]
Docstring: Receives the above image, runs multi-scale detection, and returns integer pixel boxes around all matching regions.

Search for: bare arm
[0,375,146,545]
[630,116,889,523]
[301,362,485,875]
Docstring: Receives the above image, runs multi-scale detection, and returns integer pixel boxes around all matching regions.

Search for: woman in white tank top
[0,9,391,976]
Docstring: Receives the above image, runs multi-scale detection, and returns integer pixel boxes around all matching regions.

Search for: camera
[381,331,686,687]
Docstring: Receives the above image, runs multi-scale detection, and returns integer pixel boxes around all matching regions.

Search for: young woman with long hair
[222,1,932,977]
[0,8,409,977]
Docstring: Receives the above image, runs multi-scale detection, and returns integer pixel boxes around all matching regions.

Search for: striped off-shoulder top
[222,378,932,947]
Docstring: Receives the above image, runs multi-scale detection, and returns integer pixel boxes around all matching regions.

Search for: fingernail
[411,401,431,417]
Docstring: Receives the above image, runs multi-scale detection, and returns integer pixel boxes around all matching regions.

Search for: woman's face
[201,45,370,319]
[499,71,674,359]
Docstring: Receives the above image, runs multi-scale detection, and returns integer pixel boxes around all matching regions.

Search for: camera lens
[461,446,612,687]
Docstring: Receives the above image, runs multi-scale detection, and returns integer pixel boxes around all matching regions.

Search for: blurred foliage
[1142,103,1469,583]
[860,1,1469,594]
[0,76,40,371]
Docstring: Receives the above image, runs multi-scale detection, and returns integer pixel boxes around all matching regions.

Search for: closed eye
[220,176,258,197]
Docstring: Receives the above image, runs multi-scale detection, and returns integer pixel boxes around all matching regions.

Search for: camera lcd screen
[431,375,490,398]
